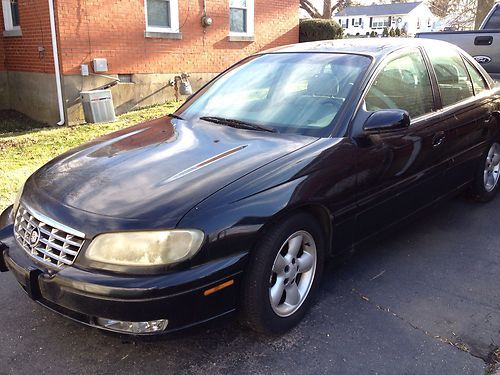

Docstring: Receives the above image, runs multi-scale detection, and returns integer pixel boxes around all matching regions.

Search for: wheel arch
[256,203,333,257]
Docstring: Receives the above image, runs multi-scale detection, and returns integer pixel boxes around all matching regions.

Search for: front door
[351,48,450,242]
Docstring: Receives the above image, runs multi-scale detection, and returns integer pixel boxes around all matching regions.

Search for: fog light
[96,318,168,334]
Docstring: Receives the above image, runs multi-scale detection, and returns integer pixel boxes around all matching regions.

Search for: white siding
[333,3,437,36]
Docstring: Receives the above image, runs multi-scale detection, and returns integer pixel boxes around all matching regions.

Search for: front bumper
[0,225,246,335]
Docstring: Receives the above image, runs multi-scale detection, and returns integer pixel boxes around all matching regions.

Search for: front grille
[14,205,85,269]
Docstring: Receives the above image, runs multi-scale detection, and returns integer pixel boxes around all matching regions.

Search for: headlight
[85,230,204,267]
[13,180,26,217]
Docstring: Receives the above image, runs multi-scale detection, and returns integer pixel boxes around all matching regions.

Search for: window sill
[227,35,255,42]
[3,29,22,37]
[144,31,182,39]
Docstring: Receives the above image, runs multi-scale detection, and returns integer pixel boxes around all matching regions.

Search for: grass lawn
[0,101,182,212]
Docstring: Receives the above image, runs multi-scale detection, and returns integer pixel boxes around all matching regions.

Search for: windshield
[177,53,371,137]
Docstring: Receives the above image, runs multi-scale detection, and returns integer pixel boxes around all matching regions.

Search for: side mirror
[363,109,410,133]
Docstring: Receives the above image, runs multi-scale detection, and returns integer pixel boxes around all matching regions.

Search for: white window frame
[229,0,254,37]
[2,0,20,31]
[145,0,179,33]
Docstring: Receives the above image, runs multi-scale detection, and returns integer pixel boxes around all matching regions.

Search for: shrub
[299,19,344,42]
[370,30,376,37]
[389,27,395,37]
[382,27,389,37]
[395,27,401,36]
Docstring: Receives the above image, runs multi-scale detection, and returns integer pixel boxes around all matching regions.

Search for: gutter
[48,0,65,126]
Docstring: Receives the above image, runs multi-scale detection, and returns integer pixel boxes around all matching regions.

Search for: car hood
[25,116,318,228]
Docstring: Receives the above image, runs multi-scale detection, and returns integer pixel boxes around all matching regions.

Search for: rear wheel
[472,141,500,202]
[240,213,325,334]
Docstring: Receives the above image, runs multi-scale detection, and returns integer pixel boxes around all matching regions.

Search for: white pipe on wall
[48,0,65,126]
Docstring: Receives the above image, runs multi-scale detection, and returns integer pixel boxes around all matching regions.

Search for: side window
[464,58,488,95]
[483,6,500,29]
[365,50,434,119]
[427,46,474,107]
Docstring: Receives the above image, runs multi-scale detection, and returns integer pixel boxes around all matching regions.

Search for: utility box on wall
[93,58,108,73]
[81,90,116,123]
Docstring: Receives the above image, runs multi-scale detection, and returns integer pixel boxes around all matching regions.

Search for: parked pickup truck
[416,3,500,81]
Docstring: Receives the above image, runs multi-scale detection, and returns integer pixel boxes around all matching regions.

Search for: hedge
[299,19,343,42]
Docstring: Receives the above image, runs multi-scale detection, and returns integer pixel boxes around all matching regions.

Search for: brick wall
[0,10,5,71]
[57,0,299,75]
[0,0,55,73]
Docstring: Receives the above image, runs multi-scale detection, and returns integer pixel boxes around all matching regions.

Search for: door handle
[474,36,493,46]
[432,132,446,148]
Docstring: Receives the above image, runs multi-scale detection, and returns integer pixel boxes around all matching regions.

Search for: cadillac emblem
[29,228,40,248]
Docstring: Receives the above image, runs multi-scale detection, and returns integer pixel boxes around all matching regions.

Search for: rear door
[352,48,450,241]
[423,44,496,189]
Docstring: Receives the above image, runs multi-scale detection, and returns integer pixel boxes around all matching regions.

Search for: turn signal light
[203,279,234,296]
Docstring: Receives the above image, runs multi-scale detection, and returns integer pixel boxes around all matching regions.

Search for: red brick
[1,0,298,75]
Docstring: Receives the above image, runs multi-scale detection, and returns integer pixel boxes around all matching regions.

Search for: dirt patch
[0,110,51,135]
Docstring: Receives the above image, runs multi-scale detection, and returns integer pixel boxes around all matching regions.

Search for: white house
[333,2,437,36]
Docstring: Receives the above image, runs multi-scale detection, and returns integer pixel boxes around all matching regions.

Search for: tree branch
[331,0,346,14]
[300,0,322,18]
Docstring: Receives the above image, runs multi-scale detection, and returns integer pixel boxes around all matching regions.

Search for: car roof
[261,38,457,58]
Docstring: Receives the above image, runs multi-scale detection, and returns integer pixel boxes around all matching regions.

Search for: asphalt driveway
[1,195,499,374]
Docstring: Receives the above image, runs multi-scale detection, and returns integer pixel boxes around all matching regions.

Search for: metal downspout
[48,0,65,126]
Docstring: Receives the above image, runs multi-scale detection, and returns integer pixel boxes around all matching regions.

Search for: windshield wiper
[200,116,276,133]
[168,113,184,120]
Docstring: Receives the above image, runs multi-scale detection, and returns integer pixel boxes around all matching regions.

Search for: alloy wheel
[484,142,500,192]
[269,230,317,317]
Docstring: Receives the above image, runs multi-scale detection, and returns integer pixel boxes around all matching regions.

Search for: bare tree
[300,0,348,19]
[475,0,494,28]
[429,0,478,30]
[429,0,451,17]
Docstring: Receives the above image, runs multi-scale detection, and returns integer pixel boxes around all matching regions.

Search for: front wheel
[472,141,500,202]
[240,213,325,334]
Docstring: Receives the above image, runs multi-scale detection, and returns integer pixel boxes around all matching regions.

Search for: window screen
[230,0,247,33]
[11,0,19,27]
[147,0,171,28]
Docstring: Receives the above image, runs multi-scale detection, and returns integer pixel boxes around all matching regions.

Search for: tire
[240,212,325,334]
[472,141,500,202]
